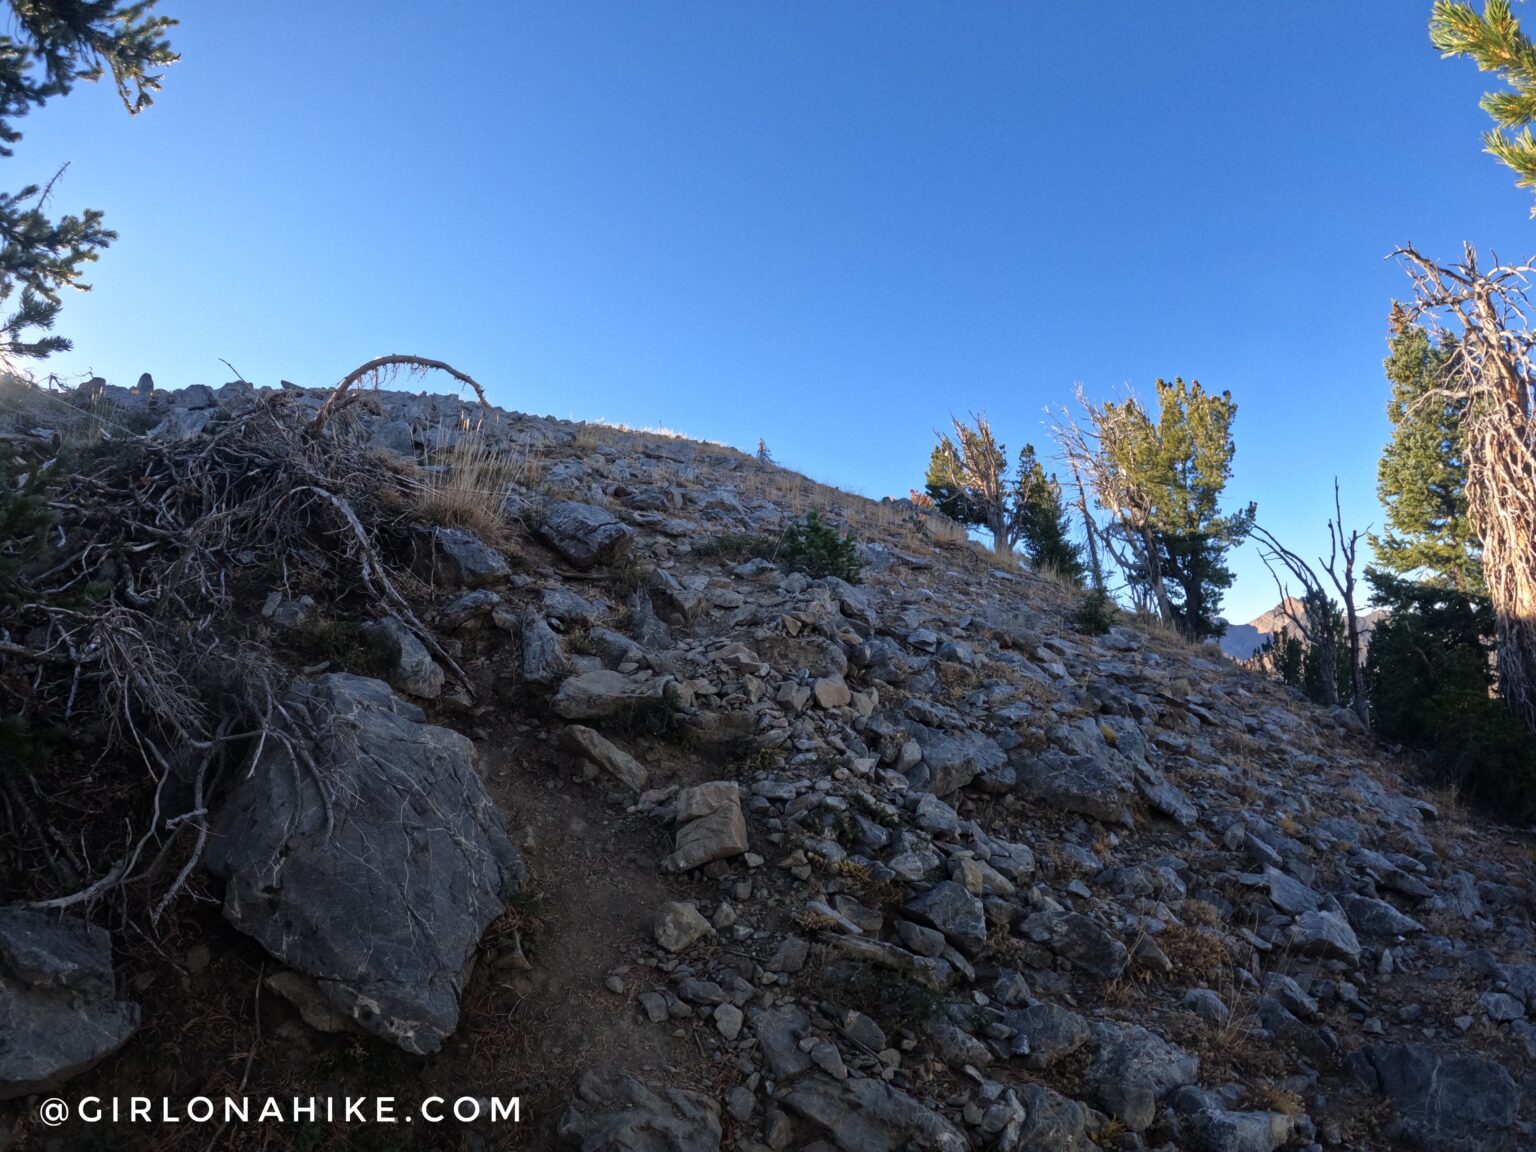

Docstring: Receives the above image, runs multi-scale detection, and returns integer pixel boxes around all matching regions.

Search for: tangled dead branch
[0,382,481,916]
[312,354,488,433]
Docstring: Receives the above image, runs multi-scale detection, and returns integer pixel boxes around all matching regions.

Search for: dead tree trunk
[1397,244,1536,734]
[1322,479,1370,730]
[1069,460,1105,591]
[1252,525,1341,708]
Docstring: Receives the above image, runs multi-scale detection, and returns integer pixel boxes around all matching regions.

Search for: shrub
[1366,570,1536,820]
[780,509,862,583]
[1072,588,1116,635]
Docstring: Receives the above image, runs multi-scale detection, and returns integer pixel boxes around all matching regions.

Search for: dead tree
[1068,459,1105,592]
[1396,244,1536,735]
[313,354,488,432]
[1252,526,1341,708]
[1251,479,1371,730]
[1051,389,1176,624]
[1323,479,1370,728]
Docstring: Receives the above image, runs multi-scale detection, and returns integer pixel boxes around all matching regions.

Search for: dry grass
[405,414,543,540]
[1158,920,1230,981]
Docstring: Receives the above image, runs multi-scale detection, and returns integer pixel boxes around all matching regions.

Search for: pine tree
[1073,378,1255,640]
[925,414,1011,554]
[1013,445,1086,583]
[924,416,1085,581]
[1373,313,1483,590]
[0,2,177,370]
[1432,0,1536,212]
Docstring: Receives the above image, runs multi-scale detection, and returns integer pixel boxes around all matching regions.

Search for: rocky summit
[2,376,1534,1151]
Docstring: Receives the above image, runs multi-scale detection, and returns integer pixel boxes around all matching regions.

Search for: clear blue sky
[25,2,1535,621]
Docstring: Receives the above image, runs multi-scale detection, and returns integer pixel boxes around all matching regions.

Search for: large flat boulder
[558,1070,720,1151]
[1014,749,1133,824]
[1349,1043,1520,1152]
[782,1072,969,1152]
[537,500,635,569]
[1086,1022,1200,1132]
[552,670,668,720]
[207,674,524,1054]
[0,907,140,1099]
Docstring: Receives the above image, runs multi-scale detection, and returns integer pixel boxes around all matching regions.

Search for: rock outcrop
[206,674,525,1054]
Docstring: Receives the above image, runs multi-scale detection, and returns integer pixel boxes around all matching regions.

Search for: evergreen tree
[1091,378,1255,639]
[1373,314,1482,590]
[1013,444,1086,582]
[1432,0,1536,212]
[925,415,1011,554]
[924,418,1085,582]
[0,2,177,369]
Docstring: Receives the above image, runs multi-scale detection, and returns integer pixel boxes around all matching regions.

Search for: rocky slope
[1,376,1534,1151]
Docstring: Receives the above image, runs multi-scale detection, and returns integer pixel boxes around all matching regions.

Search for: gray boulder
[206,674,525,1054]
[1001,1000,1091,1068]
[0,908,140,1099]
[538,500,635,569]
[361,614,444,699]
[1019,910,1129,979]
[1350,1043,1519,1151]
[1013,1082,1095,1151]
[1287,909,1361,963]
[663,781,748,872]
[558,1069,720,1151]
[1086,1022,1200,1132]
[1342,894,1425,938]
[552,670,668,720]
[781,1072,969,1152]
[561,725,647,790]
[522,607,570,686]
[1184,1107,1295,1152]
[904,881,987,955]
[1014,749,1133,824]
[901,721,1008,797]
[148,406,213,441]
[428,527,509,588]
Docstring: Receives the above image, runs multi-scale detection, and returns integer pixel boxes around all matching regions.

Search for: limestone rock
[560,725,648,790]
[1014,749,1133,823]
[552,670,667,720]
[206,675,524,1054]
[0,907,140,1099]
[558,1069,721,1151]
[362,614,444,699]
[427,527,509,588]
[1350,1043,1519,1151]
[664,782,748,872]
[1019,910,1129,979]
[654,901,713,953]
[522,607,570,686]
[781,1072,969,1152]
[538,500,635,569]
[1086,1022,1200,1132]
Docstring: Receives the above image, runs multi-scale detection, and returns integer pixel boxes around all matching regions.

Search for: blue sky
[24,2,1535,621]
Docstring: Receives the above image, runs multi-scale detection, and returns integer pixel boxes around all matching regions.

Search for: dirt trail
[471,724,715,1145]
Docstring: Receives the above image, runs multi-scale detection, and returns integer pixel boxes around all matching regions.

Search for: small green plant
[823,960,943,1032]
[780,509,862,583]
[720,732,782,776]
[1072,587,1116,635]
